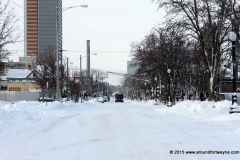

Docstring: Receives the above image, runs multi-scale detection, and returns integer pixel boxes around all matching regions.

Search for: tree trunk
[206,72,215,101]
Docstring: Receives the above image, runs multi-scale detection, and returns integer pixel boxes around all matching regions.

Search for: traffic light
[156,86,160,97]
[106,72,108,78]
[151,87,154,97]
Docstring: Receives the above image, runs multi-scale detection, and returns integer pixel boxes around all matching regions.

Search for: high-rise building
[24,0,62,59]
[127,58,139,75]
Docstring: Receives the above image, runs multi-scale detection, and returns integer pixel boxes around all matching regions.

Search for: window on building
[13,63,25,69]
[9,87,21,91]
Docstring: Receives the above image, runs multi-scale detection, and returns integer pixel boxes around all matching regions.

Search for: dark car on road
[115,93,124,102]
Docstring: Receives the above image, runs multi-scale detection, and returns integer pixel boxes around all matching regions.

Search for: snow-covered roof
[6,69,33,79]
[0,76,6,81]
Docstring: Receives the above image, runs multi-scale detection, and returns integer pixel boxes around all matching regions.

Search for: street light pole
[70,62,73,77]
[97,71,100,96]
[55,5,88,101]
[63,5,88,11]
[231,33,236,96]
[167,68,172,107]
[155,77,157,99]
[144,82,146,99]
[67,57,69,101]
[229,31,240,113]
[160,75,162,101]
[80,55,83,103]
[80,55,82,76]
[153,77,158,105]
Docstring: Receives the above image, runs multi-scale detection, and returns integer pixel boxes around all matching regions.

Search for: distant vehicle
[115,93,124,102]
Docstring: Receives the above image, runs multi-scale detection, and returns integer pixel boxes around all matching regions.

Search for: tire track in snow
[41,113,81,133]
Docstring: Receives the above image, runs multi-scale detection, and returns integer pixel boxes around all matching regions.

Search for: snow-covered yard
[0,99,240,160]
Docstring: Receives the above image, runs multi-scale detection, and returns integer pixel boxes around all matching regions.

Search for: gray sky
[8,0,165,85]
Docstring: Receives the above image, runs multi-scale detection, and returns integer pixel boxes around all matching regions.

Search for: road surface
[0,99,239,160]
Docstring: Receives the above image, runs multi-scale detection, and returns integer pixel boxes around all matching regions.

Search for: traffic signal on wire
[156,86,160,96]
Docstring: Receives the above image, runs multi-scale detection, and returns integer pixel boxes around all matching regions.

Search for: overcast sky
[8,0,165,85]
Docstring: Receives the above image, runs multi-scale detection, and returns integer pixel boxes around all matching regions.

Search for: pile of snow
[136,99,240,122]
[0,99,97,138]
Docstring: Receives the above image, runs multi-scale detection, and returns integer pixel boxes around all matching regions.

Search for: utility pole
[67,57,69,101]
[97,72,100,96]
[80,55,82,75]
[80,55,83,103]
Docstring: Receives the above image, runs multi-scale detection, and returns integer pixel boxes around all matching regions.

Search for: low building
[0,68,40,91]
[0,56,36,76]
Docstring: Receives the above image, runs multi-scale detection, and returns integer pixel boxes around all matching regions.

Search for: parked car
[96,97,105,103]
[115,93,124,102]
[103,96,110,102]
[39,97,54,102]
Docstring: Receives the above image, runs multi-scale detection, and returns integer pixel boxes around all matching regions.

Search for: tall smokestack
[86,40,90,77]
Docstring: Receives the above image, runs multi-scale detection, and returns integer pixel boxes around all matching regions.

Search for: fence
[0,91,40,102]
[220,93,240,105]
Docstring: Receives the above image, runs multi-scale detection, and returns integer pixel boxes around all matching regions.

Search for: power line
[7,49,131,54]
[9,1,24,9]
[62,50,130,53]
[91,60,129,61]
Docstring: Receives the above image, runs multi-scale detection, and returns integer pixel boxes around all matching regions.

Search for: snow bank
[0,99,96,131]
[132,99,240,123]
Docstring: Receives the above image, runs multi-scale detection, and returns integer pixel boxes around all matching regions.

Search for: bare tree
[34,46,66,99]
[152,0,238,100]
[91,69,107,96]
[131,24,207,103]
[68,68,107,98]
[34,46,55,89]
[0,0,21,61]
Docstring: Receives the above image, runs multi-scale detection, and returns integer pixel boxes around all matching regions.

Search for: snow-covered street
[0,99,240,160]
